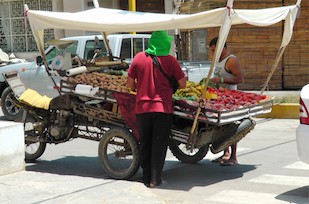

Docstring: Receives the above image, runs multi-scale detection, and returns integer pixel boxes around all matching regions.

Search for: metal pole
[92,0,113,59]
[129,0,136,34]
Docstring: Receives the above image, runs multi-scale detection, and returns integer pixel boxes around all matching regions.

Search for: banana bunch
[173,81,204,101]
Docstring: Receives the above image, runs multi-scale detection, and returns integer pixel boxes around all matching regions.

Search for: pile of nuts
[67,72,129,93]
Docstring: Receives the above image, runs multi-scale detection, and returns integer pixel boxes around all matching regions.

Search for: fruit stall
[15,0,302,179]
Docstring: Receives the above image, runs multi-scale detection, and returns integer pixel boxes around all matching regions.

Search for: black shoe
[149,177,167,188]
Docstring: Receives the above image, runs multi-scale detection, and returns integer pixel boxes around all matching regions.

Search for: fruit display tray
[173,98,273,126]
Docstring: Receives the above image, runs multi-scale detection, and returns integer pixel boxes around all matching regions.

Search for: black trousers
[136,112,173,185]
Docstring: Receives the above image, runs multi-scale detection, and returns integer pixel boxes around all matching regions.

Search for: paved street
[0,117,308,203]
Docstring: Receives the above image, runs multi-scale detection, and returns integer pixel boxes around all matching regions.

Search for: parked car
[296,84,309,163]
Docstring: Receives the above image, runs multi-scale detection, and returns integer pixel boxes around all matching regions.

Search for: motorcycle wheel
[1,87,24,121]
[24,113,46,161]
[25,142,46,161]
[98,127,139,180]
[169,142,209,164]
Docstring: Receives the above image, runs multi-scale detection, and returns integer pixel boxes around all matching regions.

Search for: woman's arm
[126,76,136,91]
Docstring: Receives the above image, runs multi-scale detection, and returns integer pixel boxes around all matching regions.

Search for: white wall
[0,121,24,176]
[62,0,86,36]
[62,0,120,36]
[53,0,65,40]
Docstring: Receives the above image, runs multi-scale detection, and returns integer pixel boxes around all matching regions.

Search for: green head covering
[145,30,172,56]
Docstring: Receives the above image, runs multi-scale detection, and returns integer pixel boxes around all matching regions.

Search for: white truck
[0,34,211,120]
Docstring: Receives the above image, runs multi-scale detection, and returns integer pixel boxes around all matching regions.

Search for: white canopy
[26,3,299,33]
[24,0,301,92]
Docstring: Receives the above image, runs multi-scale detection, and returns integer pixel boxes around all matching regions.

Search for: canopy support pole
[187,0,234,150]
[260,47,286,94]
[93,0,113,60]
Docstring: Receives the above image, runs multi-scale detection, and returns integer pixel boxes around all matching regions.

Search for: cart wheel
[24,113,46,161]
[169,142,209,163]
[98,127,139,180]
[211,118,256,154]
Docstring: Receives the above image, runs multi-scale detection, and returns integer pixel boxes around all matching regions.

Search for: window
[120,37,149,60]
[46,41,78,62]
[84,39,107,59]
[120,38,131,60]
[133,38,148,57]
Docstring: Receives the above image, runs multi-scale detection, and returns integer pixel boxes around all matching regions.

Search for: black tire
[1,87,24,121]
[98,127,139,180]
[169,142,209,163]
[211,118,256,154]
[24,112,46,161]
[25,142,46,161]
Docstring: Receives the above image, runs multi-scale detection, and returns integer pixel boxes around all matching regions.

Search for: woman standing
[127,30,186,188]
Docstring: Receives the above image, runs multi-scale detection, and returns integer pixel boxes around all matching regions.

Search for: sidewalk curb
[256,103,299,119]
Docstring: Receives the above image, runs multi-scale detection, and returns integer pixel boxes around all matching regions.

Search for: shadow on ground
[158,160,256,191]
[276,186,309,203]
[26,155,257,191]
[26,156,108,179]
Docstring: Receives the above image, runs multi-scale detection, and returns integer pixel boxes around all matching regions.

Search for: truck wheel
[1,87,24,121]
[24,113,46,161]
[98,127,139,180]
[169,142,209,163]
[211,118,256,154]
